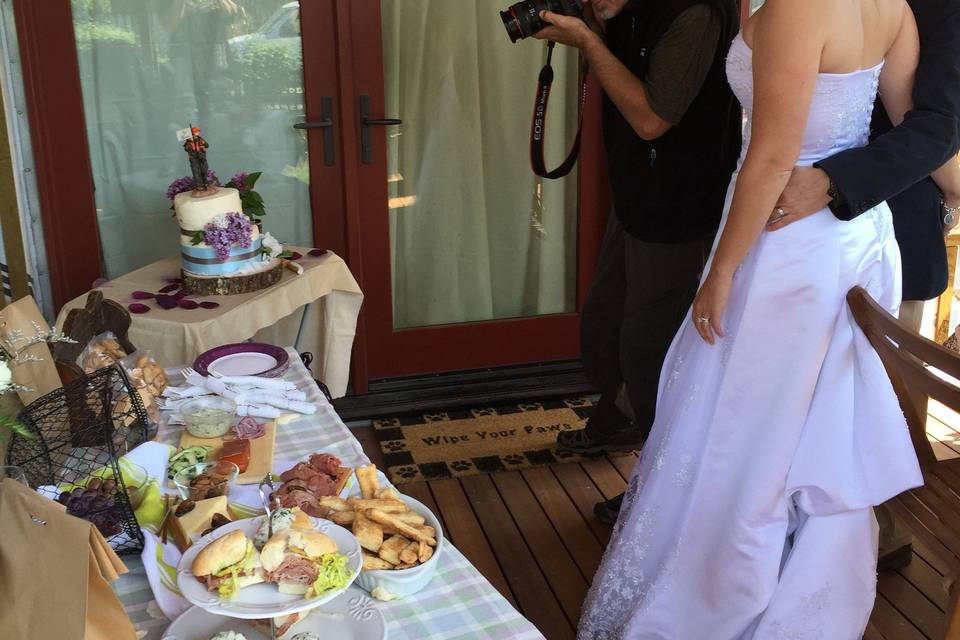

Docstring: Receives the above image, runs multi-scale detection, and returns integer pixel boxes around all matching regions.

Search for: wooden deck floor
[356,403,960,640]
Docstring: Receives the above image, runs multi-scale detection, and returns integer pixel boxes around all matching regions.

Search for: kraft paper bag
[0,295,64,405]
[0,478,136,640]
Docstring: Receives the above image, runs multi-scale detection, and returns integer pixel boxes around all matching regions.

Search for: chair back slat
[847,287,960,639]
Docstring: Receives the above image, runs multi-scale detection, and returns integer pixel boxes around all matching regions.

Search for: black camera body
[500,0,585,42]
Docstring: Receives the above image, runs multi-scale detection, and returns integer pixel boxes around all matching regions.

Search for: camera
[500,0,584,43]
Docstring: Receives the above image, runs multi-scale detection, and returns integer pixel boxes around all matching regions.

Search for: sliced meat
[275,488,320,512]
[276,613,301,637]
[280,462,318,483]
[307,453,342,476]
[273,480,311,497]
[305,473,337,497]
[300,502,330,518]
[203,569,257,590]
[267,555,319,585]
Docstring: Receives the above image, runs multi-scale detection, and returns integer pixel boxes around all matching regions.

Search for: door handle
[359,94,402,164]
[294,96,335,166]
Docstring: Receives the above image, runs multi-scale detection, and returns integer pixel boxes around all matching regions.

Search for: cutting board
[178,421,277,485]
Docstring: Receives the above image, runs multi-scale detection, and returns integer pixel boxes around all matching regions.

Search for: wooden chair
[848,286,960,638]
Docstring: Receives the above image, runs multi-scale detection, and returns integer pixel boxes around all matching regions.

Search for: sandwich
[261,528,352,598]
[253,506,313,550]
[192,529,266,598]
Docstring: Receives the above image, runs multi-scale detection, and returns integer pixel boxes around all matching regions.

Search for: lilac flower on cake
[229,172,249,192]
[203,212,252,261]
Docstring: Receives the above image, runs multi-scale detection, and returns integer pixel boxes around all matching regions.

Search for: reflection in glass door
[70,0,314,278]
[380,0,581,329]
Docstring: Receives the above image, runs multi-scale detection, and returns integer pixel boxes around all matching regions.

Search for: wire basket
[5,365,150,554]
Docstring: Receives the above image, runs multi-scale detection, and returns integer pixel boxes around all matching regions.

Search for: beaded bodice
[726,32,883,167]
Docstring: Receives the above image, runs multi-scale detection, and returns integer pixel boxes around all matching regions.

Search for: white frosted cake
[174,187,266,277]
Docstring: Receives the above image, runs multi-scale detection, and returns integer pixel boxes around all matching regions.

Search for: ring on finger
[696,316,710,324]
[771,207,787,221]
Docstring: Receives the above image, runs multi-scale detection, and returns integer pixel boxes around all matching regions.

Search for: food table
[56,251,362,398]
[116,349,544,639]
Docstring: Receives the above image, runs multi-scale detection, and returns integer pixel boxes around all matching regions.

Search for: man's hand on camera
[534,10,599,50]
[766,167,832,231]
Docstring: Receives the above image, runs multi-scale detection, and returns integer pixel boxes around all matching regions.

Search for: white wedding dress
[577,33,924,639]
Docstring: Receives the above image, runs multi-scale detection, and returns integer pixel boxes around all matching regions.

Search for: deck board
[352,400,960,639]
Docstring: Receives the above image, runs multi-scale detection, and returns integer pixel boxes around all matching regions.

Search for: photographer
[539,0,741,524]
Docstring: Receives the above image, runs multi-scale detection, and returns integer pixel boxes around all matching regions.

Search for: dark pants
[581,212,714,442]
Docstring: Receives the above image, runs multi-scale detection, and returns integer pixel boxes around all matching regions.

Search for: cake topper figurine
[183,125,213,196]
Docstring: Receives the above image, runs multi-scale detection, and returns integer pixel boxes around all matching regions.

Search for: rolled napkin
[161,384,208,399]
[233,391,317,414]
[230,387,308,403]
[213,374,297,391]
[236,403,284,419]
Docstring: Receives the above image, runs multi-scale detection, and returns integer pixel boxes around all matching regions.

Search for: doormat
[373,397,626,484]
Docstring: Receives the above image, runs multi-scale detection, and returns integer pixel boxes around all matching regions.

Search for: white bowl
[354,494,444,599]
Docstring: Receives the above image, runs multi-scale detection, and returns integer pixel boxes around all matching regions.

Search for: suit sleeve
[814,0,960,221]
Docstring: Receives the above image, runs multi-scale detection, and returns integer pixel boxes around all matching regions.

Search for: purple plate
[193,343,290,378]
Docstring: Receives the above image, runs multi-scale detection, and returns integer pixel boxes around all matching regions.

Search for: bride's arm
[878,7,960,228]
[691,0,826,344]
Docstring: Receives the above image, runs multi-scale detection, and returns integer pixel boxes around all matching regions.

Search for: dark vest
[602,0,742,242]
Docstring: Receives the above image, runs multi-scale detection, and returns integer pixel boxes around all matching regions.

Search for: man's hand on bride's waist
[767,167,832,231]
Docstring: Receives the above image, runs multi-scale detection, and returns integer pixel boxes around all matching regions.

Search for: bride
[552,0,933,637]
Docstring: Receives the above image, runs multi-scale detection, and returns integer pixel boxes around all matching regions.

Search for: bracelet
[942,200,959,226]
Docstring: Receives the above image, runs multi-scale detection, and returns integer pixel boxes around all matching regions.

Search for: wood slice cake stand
[182,261,283,296]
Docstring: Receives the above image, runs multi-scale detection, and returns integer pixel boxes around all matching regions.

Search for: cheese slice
[169,496,230,551]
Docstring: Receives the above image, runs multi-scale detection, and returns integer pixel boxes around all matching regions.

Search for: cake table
[56,250,362,397]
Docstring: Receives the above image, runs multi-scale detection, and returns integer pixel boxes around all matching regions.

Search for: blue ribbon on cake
[181,236,264,276]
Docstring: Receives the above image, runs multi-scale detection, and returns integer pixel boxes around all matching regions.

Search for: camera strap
[530,41,587,179]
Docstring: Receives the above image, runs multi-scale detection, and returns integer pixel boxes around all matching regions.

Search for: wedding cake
[174,187,263,277]
[168,126,284,295]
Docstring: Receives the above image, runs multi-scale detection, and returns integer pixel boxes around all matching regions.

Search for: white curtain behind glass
[71,0,312,279]
[382,1,579,329]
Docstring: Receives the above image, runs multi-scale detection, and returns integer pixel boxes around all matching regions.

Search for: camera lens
[499,7,526,43]
[500,0,583,43]
[500,0,546,43]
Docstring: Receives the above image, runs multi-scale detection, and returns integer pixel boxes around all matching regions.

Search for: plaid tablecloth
[116,349,544,640]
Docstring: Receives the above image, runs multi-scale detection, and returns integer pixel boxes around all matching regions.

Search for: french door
[342,0,608,380]
[16,0,608,390]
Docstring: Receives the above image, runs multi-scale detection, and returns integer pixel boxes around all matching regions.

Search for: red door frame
[344,0,609,380]
[13,0,102,307]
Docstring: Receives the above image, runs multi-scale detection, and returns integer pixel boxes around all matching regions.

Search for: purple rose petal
[173,290,188,300]
[308,249,328,257]
[199,301,221,309]
[177,299,199,310]
[159,283,180,294]
[128,303,150,314]
[155,294,178,310]
[131,291,155,300]
[92,277,109,289]
[289,251,303,260]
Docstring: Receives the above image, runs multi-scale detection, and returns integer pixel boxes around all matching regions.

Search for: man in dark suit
[768,0,960,570]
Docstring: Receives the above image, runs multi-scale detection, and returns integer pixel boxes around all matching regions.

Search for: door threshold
[332,360,593,421]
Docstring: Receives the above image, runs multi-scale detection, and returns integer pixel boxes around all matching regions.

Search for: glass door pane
[381,0,580,329]
[71,0,313,278]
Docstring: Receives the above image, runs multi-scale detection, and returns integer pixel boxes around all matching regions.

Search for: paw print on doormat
[564,397,592,408]
[450,460,474,473]
[503,454,526,466]
[374,417,402,428]
[423,413,450,422]
[393,465,420,481]
[554,448,578,460]
[518,402,544,412]
[472,407,497,418]
[382,440,407,453]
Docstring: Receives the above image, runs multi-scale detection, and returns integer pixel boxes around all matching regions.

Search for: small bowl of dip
[180,396,236,439]
[172,460,239,501]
